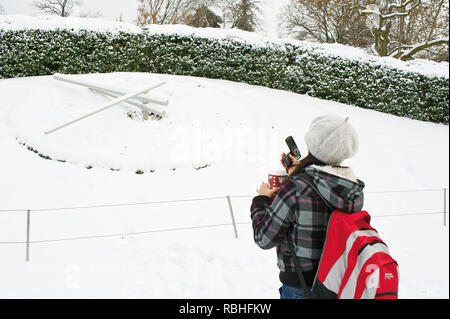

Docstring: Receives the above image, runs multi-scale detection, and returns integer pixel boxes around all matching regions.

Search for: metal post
[89,88,166,119]
[53,74,169,106]
[143,109,149,121]
[444,188,447,227]
[226,196,239,238]
[26,210,31,262]
[44,82,165,135]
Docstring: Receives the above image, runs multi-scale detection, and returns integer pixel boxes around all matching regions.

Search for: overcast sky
[1,0,138,22]
[0,0,289,37]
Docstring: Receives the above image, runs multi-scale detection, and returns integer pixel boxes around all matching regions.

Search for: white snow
[1,14,448,79]
[0,72,448,298]
[0,14,142,34]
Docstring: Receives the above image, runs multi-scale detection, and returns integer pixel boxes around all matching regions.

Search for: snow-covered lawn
[0,72,448,298]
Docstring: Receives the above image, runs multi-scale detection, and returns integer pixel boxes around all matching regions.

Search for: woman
[250,114,365,299]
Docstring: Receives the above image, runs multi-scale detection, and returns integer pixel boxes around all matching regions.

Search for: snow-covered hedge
[0,28,448,124]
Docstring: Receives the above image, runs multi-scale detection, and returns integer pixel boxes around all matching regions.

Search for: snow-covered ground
[0,72,448,298]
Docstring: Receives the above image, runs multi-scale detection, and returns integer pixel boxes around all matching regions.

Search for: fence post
[226,196,238,238]
[444,188,447,227]
[26,209,31,262]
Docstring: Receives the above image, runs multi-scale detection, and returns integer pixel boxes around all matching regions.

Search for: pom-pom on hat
[304,115,359,165]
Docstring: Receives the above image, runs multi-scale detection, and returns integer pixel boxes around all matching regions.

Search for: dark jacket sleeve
[250,178,298,250]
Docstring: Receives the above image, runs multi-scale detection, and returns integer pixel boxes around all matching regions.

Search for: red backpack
[314,210,399,299]
[288,177,399,299]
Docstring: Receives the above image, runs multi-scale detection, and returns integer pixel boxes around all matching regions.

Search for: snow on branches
[360,0,449,60]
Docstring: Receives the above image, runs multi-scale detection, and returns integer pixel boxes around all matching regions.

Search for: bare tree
[414,0,449,61]
[361,0,449,60]
[401,0,449,61]
[116,12,125,22]
[137,0,196,25]
[33,0,79,17]
[0,3,5,14]
[79,9,102,18]
[279,0,448,61]
[280,0,371,47]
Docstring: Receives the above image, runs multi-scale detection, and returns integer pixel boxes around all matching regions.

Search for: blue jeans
[279,285,311,299]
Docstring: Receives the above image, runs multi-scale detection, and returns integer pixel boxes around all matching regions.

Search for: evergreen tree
[225,0,260,32]
[187,5,223,28]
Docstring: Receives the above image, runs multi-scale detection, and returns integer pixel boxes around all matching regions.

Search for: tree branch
[400,37,449,60]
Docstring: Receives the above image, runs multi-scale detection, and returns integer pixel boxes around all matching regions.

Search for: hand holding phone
[281,136,301,168]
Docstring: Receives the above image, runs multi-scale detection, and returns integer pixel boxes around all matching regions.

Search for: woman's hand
[256,182,279,198]
[280,152,299,176]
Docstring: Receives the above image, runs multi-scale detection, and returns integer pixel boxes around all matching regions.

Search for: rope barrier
[0,208,28,213]
[0,210,444,246]
[371,211,445,218]
[0,189,446,249]
[0,187,446,213]
[0,222,252,245]
[365,188,446,194]
[0,196,227,213]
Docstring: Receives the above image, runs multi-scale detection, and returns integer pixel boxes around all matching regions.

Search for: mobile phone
[282,136,301,168]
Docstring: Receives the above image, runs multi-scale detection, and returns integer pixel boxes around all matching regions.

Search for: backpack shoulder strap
[287,236,313,299]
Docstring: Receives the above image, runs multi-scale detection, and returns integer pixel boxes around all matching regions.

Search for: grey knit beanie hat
[304,115,359,165]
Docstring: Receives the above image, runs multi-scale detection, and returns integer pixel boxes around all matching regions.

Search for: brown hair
[289,152,326,177]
